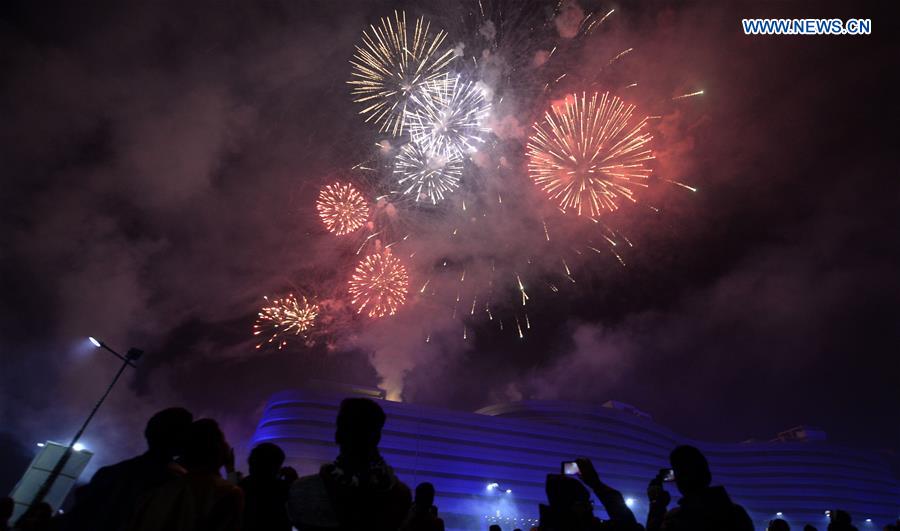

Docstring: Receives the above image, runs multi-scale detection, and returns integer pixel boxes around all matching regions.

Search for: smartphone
[562,461,580,475]
[662,468,676,482]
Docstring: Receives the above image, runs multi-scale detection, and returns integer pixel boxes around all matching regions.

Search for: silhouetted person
[238,443,291,531]
[65,407,193,531]
[287,398,411,531]
[827,510,858,531]
[0,497,13,531]
[537,458,642,531]
[489,526,502,531]
[400,482,444,531]
[803,526,818,531]
[127,419,243,531]
[540,474,596,530]
[769,518,790,531]
[646,445,752,531]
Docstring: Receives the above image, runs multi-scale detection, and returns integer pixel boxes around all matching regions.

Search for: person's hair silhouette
[247,442,285,478]
[145,407,194,457]
[670,445,712,495]
[335,397,386,464]
[414,482,435,508]
[768,518,791,531]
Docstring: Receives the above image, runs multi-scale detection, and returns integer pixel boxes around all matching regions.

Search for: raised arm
[575,458,642,529]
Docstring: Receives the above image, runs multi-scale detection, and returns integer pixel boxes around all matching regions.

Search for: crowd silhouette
[3,399,898,531]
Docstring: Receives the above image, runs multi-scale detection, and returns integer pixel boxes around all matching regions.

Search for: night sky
[1,0,897,488]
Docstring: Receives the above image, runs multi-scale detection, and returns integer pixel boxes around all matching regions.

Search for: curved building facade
[251,389,899,530]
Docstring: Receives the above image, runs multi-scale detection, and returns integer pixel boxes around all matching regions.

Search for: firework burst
[317,182,370,236]
[348,251,409,318]
[394,141,464,205]
[254,294,319,349]
[526,92,654,217]
[349,11,456,136]
[408,73,492,158]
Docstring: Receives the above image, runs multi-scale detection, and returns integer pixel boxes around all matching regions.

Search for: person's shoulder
[730,502,754,530]
[392,478,412,499]
[89,454,143,484]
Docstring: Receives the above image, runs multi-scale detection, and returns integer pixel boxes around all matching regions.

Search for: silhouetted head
[248,442,285,478]
[415,482,435,507]
[335,398,385,458]
[828,510,853,530]
[769,518,791,531]
[144,407,193,457]
[803,525,818,531]
[832,510,851,523]
[182,418,229,473]
[0,497,13,520]
[489,525,502,531]
[669,445,712,495]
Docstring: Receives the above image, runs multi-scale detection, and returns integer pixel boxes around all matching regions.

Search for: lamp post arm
[17,352,134,524]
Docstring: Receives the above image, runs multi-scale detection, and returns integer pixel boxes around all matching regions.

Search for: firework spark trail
[394,141,463,204]
[672,90,705,100]
[526,92,654,217]
[317,182,370,236]
[608,47,633,65]
[665,179,699,192]
[349,11,456,136]
[348,251,410,318]
[408,73,492,158]
[253,294,319,349]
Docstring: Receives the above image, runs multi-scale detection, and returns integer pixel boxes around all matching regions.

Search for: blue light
[89,336,102,348]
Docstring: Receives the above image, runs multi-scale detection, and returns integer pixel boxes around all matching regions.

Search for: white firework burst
[408,73,493,158]
[394,141,463,205]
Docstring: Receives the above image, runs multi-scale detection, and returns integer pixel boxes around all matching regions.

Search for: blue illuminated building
[251,387,899,530]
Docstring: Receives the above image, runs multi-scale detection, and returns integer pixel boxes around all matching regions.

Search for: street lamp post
[17,337,143,524]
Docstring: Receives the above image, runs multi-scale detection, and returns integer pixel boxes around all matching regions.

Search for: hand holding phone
[648,468,673,506]
[562,461,580,475]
